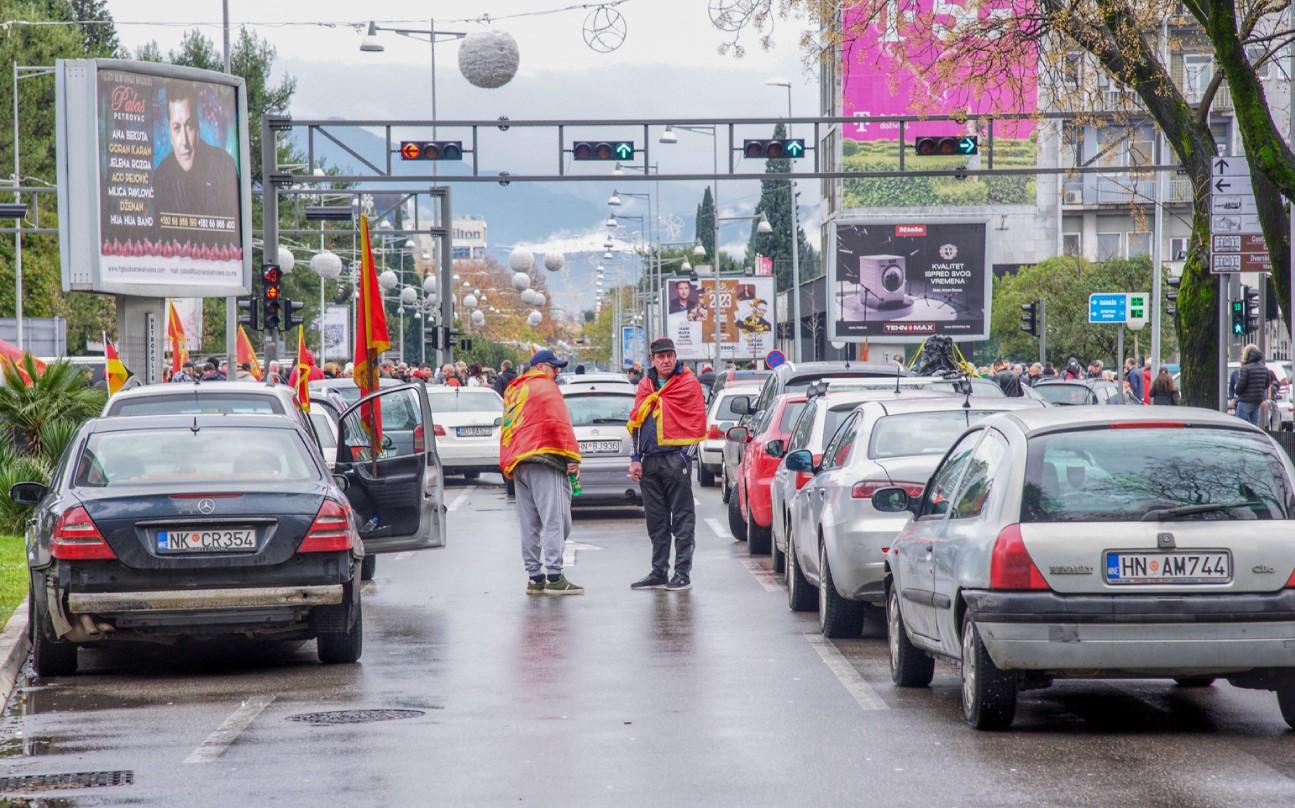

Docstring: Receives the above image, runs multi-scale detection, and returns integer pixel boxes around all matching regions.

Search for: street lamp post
[766,78,802,363]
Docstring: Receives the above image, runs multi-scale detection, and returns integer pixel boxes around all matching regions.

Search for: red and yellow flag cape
[499,370,581,479]
[236,326,262,380]
[627,366,707,447]
[294,327,311,412]
[104,335,127,395]
[165,300,189,375]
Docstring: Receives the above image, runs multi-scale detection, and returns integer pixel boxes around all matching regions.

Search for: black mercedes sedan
[9,413,363,676]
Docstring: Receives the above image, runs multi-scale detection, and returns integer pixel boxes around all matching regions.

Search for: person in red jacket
[287,346,325,389]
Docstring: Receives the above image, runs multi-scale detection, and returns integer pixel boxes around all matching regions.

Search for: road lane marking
[694,497,701,505]
[804,635,888,711]
[740,558,780,593]
[705,517,733,541]
[394,551,413,561]
[563,540,603,566]
[184,695,277,764]
[447,486,477,512]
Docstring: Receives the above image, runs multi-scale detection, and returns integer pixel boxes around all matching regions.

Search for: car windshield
[107,394,283,416]
[869,410,1000,458]
[779,402,807,432]
[786,373,894,394]
[1035,384,1093,406]
[565,393,635,427]
[74,428,318,487]
[309,413,336,448]
[426,391,502,413]
[1022,426,1293,522]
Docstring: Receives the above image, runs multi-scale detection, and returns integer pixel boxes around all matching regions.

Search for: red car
[729,393,808,556]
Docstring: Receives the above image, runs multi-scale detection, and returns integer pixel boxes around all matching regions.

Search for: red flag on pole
[166,300,189,376]
[295,326,311,412]
[352,215,391,459]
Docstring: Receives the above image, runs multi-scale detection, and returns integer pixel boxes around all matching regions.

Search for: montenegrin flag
[627,364,707,446]
[165,299,189,375]
[294,326,311,412]
[499,370,581,479]
[352,214,391,450]
[103,332,128,395]
[236,325,262,380]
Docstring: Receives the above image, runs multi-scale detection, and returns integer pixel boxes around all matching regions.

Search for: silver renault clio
[881,407,1295,730]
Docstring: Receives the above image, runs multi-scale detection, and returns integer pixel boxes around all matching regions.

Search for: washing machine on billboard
[856,254,912,309]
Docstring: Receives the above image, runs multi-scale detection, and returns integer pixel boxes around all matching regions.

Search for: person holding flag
[499,350,584,596]
[293,327,312,412]
[103,332,129,395]
[165,300,189,378]
[353,215,391,465]
[626,337,707,592]
[236,325,262,380]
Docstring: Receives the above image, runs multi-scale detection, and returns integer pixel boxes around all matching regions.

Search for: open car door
[336,384,446,553]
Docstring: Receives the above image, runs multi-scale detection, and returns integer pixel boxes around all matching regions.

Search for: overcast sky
[101,0,824,268]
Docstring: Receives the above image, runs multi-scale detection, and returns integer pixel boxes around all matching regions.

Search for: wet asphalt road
[0,477,1293,806]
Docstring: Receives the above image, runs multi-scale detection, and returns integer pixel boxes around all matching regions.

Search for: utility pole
[223,0,238,372]
[1038,299,1047,365]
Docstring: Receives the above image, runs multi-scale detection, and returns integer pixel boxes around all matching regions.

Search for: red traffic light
[400,142,421,160]
[262,265,281,284]
[744,141,765,158]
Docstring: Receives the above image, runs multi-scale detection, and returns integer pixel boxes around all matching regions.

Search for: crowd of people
[978,355,1181,405]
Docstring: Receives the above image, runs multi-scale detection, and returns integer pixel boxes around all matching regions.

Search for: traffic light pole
[1038,299,1047,365]
[262,115,280,364]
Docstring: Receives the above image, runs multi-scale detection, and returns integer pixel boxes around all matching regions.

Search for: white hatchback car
[561,383,641,507]
[881,407,1295,730]
[425,387,503,479]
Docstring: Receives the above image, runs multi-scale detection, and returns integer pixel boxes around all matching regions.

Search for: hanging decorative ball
[277,246,296,273]
[423,275,438,294]
[531,291,547,308]
[511,271,532,291]
[400,286,418,306]
[310,250,343,280]
[471,310,487,326]
[583,5,628,53]
[508,247,534,272]
[527,311,543,327]
[378,270,399,291]
[426,290,439,306]
[463,294,479,309]
[543,251,565,272]
[458,30,520,89]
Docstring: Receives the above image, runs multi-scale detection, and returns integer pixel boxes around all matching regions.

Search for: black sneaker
[630,572,669,590]
[666,573,691,591]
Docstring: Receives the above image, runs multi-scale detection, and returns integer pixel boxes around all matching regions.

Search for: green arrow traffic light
[957,136,978,155]
[614,142,633,160]
[785,140,805,158]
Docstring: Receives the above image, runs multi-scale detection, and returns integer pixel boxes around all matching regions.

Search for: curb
[0,603,30,706]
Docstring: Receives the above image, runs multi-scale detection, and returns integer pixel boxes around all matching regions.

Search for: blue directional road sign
[1088,293,1128,324]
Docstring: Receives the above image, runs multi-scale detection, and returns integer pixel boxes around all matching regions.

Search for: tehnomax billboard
[663,276,776,362]
[830,221,989,342]
[56,59,252,298]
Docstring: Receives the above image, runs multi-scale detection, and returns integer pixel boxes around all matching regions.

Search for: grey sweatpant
[513,462,572,576]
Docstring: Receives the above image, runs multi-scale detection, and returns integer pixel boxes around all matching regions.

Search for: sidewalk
[0,603,30,707]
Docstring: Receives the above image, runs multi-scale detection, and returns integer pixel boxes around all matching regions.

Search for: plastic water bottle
[569,473,582,497]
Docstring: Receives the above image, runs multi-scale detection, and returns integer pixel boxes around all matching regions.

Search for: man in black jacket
[993,360,1023,397]
[1233,344,1268,427]
[494,360,517,395]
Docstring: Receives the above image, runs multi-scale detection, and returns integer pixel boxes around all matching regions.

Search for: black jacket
[994,369,1023,397]
[493,368,517,396]
[1233,349,1268,405]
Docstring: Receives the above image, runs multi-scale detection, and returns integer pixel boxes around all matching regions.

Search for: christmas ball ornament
[527,311,543,327]
[310,250,343,280]
[378,270,398,291]
[511,271,532,291]
[458,30,520,89]
[400,286,418,306]
[422,275,438,294]
[470,310,487,326]
[543,251,565,272]
[277,246,296,273]
[508,246,534,272]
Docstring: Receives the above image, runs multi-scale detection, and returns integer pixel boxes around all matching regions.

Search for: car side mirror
[382,434,394,450]
[8,481,47,507]
[730,396,752,415]
[726,425,751,443]
[871,487,913,514]
[332,474,350,492]
[784,449,814,473]
[717,420,734,433]
[765,439,786,458]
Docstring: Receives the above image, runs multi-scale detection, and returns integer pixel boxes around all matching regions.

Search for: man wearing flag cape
[500,350,584,596]
[626,337,707,591]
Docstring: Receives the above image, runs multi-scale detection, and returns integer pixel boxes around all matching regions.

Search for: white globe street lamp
[543,252,565,272]
[277,246,296,273]
[527,311,543,327]
[378,270,399,291]
[310,250,343,280]
[756,214,774,235]
[422,275,438,294]
[692,242,706,257]
[511,271,532,291]
[508,247,534,272]
[400,286,418,306]
[470,309,486,326]
[463,294,478,309]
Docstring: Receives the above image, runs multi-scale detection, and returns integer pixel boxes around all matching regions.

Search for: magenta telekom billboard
[840,1,1037,142]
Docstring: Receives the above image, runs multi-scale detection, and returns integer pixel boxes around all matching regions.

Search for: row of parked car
[699,360,1295,730]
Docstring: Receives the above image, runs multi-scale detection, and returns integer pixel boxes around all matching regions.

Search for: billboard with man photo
[663,276,775,361]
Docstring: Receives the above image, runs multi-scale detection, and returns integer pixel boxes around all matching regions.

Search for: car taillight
[707,425,723,440]
[413,423,425,453]
[1286,568,1295,588]
[433,424,446,437]
[988,523,1048,590]
[852,480,924,499]
[299,498,354,553]
[51,505,116,560]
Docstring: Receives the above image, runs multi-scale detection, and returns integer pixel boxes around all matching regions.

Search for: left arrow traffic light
[399,141,463,161]
[572,141,634,161]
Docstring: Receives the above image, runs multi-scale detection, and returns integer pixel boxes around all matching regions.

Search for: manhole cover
[0,770,133,793]
[286,709,425,726]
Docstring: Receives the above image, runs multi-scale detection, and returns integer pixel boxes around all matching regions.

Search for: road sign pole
[1117,325,1123,374]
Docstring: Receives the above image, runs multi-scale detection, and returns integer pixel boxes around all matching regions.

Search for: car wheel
[1172,676,1216,688]
[727,490,747,542]
[505,478,516,498]
[31,587,77,677]
[720,470,731,504]
[786,533,816,612]
[698,463,716,487]
[819,542,864,638]
[361,554,376,581]
[961,610,1017,730]
[317,596,364,664]
[748,520,771,556]
[770,514,786,575]
[887,585,933,687]
[1278,687,1295,729]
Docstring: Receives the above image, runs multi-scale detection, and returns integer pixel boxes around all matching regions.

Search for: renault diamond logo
[197,498,217,515]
